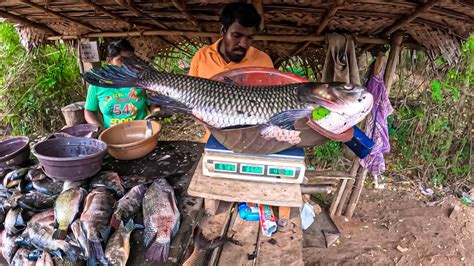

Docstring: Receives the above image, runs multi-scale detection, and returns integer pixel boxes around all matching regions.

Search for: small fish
[110,184,147,230]
[15,191,57,212]
[2,230,19,263]
[104,219,135,266]
[35,250,54,266]
[143,179,180,262]
[10,247,35,266]
[70,219,88,257]
[25,222,71,259]
[5,208,28,235]
[28,209,55,227]
[53,187,87,240]
[182,229,231,266]
[80,188,115,265]
[3,168,29,188]
[26,166,47,182]
[32,177,63,196]
[90,171,125,197]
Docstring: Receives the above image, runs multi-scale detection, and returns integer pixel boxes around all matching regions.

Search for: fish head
[302,83,373,116]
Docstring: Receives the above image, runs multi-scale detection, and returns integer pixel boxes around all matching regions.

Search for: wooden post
[384,31,404,92]
[335,159,360,216]
[344,168,368,218]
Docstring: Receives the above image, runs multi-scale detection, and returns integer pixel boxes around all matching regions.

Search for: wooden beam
[0,10,58,35]
[252,0,265,32]
[171,0,199,28]
[384,0,439,36]
[384,31,404,92]
[116,0,168,29]
[274,0,345,65]
[19,0,99,32]
[81,0,137,29]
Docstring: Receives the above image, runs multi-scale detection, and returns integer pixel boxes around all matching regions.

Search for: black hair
[107,39,135,58]
[219,2,261,30]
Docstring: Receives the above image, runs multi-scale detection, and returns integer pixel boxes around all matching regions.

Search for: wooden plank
[188,159,302,207]
[218,212,260,266]
[255,207,303,266]
[344,169,368,218]
[329,179,347,217]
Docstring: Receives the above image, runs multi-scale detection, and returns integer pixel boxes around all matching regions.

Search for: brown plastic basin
[99,120,161,161]
[0,136,30,167]
[32,137,107,181]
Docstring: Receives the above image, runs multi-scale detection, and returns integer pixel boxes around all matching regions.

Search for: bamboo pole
[252,0,265,32]
[19,0,100,32]
[335,159,360,216]
[116,0,168,29]
[344,168,367,218]
[45,30,421,48]
[384,0,439,36]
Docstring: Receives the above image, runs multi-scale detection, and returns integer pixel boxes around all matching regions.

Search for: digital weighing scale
[202,135,306,184]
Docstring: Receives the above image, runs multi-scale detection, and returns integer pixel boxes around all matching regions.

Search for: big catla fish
[110,184,147,230]
[143,179,180,262]
[53,187,87,240]
[104,219,135,266]
[80,188,115,265]
[81,56,373,144]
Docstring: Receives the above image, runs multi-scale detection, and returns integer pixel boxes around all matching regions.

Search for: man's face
[221,22,257,62]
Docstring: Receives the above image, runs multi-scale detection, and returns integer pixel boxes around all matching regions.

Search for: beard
[227,47,247,62]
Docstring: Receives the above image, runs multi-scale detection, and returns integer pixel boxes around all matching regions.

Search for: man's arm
[83,85,103,127]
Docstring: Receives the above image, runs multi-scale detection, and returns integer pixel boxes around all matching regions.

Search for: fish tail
[109,214,121,231]
[52,228,68,240]
[87,239,107,265]
[145,241,170,262]
[124,219,135,233]
[81,60,142,89]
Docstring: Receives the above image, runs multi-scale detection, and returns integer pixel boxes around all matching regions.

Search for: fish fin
[81,63,141,88]
[269,110,312,130]
[88,239,107,265]
[99,226,111,242]
[109,213,121,231]
[50,250,63,260]
[52,228,68,240]
[124,219,135,233]
[143,226,156,247]
[134,223,145,230]
[148,95,191,113]
[145,241,170,262]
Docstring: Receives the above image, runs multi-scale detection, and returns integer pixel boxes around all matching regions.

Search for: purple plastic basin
[59,124,100,138]
[32,137,107,181]
[0,136,30,167]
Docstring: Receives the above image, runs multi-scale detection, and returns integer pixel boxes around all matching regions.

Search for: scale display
[214,162,237,172]
[268,167,295,178]
[241,164,264,175]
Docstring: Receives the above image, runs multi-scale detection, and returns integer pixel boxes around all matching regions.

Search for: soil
[303,187,474,265]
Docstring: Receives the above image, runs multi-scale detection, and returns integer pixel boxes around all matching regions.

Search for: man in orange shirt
[189,2,273,79]
[189,2,274,142]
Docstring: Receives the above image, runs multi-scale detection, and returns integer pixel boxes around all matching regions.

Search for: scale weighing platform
[202,135,306,184]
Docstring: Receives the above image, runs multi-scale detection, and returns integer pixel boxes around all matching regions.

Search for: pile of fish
[0,165,180,265]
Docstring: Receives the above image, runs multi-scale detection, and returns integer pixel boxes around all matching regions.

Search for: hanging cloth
[321,33,361,85]
[360,55,394,177]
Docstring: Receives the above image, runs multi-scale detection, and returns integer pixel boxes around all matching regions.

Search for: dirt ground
[304,187,473,265]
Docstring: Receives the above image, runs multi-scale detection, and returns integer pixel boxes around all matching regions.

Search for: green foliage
[388,34,473,191]
[0,22,85,135]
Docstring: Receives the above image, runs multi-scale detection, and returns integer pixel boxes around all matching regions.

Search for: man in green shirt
[84,39,158,128]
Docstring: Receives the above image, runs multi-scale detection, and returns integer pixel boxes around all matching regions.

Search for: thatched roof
[1,0,473,65]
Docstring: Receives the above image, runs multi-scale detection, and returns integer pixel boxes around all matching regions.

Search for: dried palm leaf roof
[0,0,473,65]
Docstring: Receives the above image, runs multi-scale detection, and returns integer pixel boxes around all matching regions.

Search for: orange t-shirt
[188,40,274,79]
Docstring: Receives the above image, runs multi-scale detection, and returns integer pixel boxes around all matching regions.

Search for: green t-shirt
[85,85,149,128]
